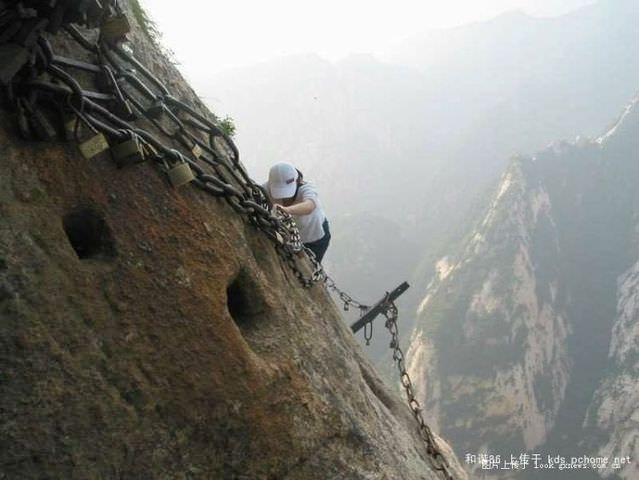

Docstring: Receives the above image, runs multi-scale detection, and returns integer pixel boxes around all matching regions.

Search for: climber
[265,162,331,263]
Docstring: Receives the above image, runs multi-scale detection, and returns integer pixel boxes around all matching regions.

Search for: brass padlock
[112,135,145,167]
[192,143,203,159]
[168,162,195,188]
[100,13,130,42]
[78,133,109,159]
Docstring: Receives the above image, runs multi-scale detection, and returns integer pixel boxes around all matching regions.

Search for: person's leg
[304,220,331,263]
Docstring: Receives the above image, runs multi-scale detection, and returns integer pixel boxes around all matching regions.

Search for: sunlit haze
[142,0,594,79]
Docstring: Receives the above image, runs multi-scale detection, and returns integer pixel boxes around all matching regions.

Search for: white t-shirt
[264,181,327,243]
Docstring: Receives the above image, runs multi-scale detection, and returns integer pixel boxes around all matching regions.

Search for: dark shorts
[304,219,331,263]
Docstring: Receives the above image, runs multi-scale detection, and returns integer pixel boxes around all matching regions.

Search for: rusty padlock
[192,143,203,159]
[167,161,195,188]
[78,132,109,159]
[111,133,146,167]
[100,13,130,42]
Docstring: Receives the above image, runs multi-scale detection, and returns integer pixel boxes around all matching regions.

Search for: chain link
[325,275,370,311]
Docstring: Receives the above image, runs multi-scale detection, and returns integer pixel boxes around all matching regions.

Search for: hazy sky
[142,0,595,79]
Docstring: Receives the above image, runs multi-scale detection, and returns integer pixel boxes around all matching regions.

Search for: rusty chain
[0,2,455,477]
[382,299,456,480]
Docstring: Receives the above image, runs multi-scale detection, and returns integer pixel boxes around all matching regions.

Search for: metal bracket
[350,281,410,334]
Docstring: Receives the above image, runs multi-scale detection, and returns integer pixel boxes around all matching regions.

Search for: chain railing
[383,299,455,480]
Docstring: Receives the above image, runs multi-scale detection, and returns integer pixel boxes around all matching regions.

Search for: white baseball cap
[268,162,299,199]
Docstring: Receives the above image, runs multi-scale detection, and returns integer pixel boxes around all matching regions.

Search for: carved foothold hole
[227,269,265,330]
[63,207,116,260]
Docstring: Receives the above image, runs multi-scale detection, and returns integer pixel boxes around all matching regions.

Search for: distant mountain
[201,0,639,310]
[406,94,639,479]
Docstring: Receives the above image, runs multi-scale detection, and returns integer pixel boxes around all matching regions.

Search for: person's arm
[278,199,316,216]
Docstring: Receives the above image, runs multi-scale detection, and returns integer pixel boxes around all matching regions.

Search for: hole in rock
[226,269,266,331]
[63,206,116,260]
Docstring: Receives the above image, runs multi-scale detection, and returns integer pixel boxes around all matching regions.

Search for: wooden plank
[350,281,410,334]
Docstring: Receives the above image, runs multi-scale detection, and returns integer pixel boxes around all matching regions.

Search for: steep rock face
[584,260,639,479]
[406,160,571,462]
[407,94,639,478]
[0,2,464,479]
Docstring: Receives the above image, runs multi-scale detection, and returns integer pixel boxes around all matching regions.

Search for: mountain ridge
[201,0,639,334]
[407,93,639,478]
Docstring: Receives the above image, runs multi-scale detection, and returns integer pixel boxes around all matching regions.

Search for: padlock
[111,135,146,167]
[192,143,203,158]
[78,133,109,159]
[0,43,29,85]
[167,162,195,188]
[100,13,130,42]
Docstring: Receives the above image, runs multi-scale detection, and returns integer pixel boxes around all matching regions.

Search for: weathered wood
[350,281,410,334]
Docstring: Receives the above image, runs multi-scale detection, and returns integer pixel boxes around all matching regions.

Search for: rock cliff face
[585,260,639,479]
[0,2,463,479]
[407,94,639,478]
[406,159,571,460]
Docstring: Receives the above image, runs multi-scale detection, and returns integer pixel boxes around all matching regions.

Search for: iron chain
[383,300,455,480]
